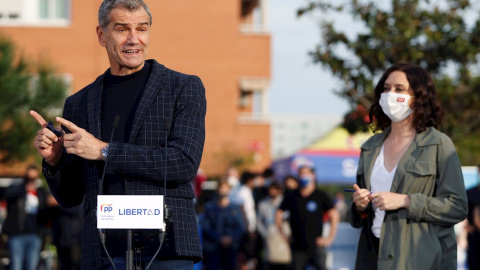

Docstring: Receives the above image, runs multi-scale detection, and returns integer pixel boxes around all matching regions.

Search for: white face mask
[379,92,414,122]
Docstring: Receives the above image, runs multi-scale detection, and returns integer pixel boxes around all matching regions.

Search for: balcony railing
[237,112,270,124]
[239,23,269,35]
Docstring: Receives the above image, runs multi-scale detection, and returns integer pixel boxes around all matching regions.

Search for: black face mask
[217,193,229,200]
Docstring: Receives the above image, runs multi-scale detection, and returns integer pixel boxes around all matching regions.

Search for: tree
[0,35,67,163]
[298,0,480,164]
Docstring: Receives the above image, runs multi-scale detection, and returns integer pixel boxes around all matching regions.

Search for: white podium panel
[97,195,164,229]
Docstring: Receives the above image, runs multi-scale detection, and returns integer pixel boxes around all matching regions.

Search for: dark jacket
[43,60,206,269]
[200,201,246,252]
[347,126,468,270]
[3,182,48,236]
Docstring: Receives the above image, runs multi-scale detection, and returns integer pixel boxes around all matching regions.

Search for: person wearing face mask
[200,181,246,270]
[347,63,468,270]
[258,182,291,269]
[276,166,339,270]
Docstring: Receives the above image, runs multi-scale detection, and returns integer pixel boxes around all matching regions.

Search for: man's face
[269,187,281,198]
[97,7,150,75]
[299,167,314,178]
[26,168,39,181]
[298,167,315,188]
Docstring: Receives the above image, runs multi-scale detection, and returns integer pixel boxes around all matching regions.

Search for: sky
[268,0,350,117]
[268,0,480,118]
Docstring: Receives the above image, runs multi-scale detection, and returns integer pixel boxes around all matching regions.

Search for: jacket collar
[86,59,167,142]
[360,126,440,192]
[361,126,440,151]
[128,59,167,143]
[86,75,104,139]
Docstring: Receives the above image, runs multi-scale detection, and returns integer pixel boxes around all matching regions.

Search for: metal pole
[126,229,134,270]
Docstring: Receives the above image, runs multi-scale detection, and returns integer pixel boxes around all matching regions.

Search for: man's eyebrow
[113,22,150,27]
[113,23,129,27]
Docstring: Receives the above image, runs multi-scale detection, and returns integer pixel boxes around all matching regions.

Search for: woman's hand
[371,191,410,211]
[353,184,372,212]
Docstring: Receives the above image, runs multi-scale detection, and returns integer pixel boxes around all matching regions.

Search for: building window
[39,0,49,18]
[239,0,269,34]
[0,0,70,27]
[39,0,69,19]
[239,90,251,108]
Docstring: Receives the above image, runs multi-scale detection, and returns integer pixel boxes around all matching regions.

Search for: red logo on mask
[397,97,405,102]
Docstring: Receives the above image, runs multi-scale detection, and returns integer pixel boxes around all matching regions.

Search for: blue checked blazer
[43,60,206,269]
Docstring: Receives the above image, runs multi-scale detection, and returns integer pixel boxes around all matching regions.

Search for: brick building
[0,0,271,177]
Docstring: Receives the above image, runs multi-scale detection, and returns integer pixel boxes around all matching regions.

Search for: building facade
[0,0,271,176]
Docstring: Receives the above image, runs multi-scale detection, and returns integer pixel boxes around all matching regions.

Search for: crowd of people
[2,60,480,270]
[196,166,341,270]
[0,165,82,270]
[1,162,480,270]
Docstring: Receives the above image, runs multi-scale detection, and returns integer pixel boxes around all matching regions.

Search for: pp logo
[101,204,113,213]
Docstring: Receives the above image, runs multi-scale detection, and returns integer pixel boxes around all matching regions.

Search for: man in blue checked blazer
[30,0,205,269]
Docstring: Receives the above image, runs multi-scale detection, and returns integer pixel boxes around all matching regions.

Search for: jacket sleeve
[232,206,247,241]
[347,150,369,228]
[256,201,268,238]
[200,206,220,243]
[42,97,86,209]
[407,135,468,225]
[4,184,26,200]
[107,75,206,185]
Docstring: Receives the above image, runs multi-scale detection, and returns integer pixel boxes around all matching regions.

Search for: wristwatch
[101,144,109,161]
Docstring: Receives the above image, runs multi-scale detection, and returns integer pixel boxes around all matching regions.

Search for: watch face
[102,145,108,159]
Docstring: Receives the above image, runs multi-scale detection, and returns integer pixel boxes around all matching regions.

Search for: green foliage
[342,104,371,134]
[299,0,480,164]
[0,35,67,163]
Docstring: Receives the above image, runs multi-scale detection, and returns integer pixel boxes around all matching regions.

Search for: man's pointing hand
[55,117,107,161]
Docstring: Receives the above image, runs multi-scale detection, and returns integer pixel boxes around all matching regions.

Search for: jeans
[102,257,194,270]
[7,233,42,270]
[292,246,327,270]
[203,247,237,270]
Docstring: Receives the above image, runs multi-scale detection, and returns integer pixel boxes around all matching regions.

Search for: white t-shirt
[231,185,256,233]
[370,144,397,238]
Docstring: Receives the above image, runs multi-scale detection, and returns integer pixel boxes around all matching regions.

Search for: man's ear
[96,26,106,47]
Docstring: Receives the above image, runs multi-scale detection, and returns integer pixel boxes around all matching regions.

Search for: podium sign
[97,195,164,229]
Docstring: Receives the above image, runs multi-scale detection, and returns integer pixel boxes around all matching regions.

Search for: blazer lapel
[129,61,168,143]
[390,136,419,192]
[86,75,105,140]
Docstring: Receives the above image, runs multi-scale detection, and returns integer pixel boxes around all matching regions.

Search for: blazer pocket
[405,160,437,195]
[406,160,436,176]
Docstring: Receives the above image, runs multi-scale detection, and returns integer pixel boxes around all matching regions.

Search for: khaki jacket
[347,126,468,270]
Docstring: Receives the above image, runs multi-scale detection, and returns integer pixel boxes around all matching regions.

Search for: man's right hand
[30,110,64,166]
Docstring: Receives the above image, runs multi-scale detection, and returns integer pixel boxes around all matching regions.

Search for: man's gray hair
[98,0,152,29]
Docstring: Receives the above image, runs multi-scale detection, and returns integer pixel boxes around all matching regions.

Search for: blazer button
[388,254,393,260]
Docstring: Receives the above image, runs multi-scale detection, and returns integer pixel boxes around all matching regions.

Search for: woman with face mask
[347,63,468,270]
